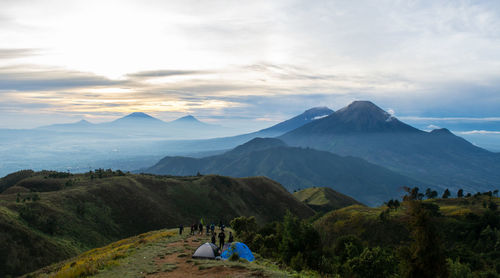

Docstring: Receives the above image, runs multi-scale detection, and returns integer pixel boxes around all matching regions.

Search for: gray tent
[192,243,219,259]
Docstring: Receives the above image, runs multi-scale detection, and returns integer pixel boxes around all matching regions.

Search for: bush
[447,258,473,278]
[346,247,397,278]
[290,252,305,271]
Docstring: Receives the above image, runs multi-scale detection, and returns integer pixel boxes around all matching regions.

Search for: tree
[442,189,451,199]
[457,189,464,198]
[430,190,438,199]
[403,187,421,201]
[488,201,498,211]
[425,188,433,199]
[399,200,449,278]
[347,247,397,278]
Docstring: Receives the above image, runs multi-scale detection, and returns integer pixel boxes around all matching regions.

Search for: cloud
[457,130,500,135]
[126,69,206,78]
[400,116,500,122]
[0,65,124,91]
[0,48,39,59]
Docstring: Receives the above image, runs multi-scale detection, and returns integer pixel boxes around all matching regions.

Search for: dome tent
[192,243,219,259]
[221,242,255,262]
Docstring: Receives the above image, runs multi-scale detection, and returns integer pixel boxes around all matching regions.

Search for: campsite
[26,227,309,278]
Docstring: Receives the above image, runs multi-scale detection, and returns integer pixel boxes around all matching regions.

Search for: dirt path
[147,232,264,278]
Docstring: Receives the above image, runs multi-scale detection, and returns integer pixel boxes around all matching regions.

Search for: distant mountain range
[145,101,500,205]
[37,112,225,138]
[144,137,424,205]
[149,106,334,153]
[280,101,500,193]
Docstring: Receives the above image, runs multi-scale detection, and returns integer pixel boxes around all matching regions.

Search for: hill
[145,138,426,206]
[0,170,313,277]
[26,229,307,278]
[280,101,500,193]
[293,187,363,212]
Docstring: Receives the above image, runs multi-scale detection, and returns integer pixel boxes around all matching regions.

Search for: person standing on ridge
[211,232,216,245]
[218,231,226,250]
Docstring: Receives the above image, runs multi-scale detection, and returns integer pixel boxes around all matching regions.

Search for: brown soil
[147,233,264,278]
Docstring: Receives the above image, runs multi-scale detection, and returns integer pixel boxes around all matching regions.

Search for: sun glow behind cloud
[1,0,500,129]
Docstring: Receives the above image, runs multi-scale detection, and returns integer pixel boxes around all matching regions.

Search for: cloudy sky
[1,0,500,133]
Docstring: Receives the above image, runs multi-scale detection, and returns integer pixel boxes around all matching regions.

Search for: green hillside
[146,138,425,206]
[0,170,313,277]
[221,194,500,277]
[293,187,363,212]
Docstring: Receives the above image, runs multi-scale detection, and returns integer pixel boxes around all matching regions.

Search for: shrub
[346,247,397,278]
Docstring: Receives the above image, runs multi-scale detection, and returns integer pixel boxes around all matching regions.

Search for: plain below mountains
[0,170,313,277]
[280,101,500,193]
[144,138,424,206]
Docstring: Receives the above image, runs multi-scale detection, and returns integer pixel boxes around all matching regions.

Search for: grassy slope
[0,172,313,277]
[25,228,312,278]
[314,195,500,273]
[293,187,363,212]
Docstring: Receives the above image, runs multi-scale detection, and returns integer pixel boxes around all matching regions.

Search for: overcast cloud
[1,0,500,130]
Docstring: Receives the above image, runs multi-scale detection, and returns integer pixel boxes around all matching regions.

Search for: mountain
[108,112,165,127]
[145,138,426,205]
[293,187,363,212]
[258,106,334,135]
[280,101,500,193]
[170,115,206,125]
[0,170,313,277]
[149,107,335,154]
[37,119,95,131]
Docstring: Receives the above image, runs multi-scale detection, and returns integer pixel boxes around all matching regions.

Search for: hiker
[210,223,215,234]
[218,231,226,250]
[228,231,234,243]
[211,232,216,245]
[206,224,210,235]
[190,223,195,235]
[199,222,203,235]
[179,224,183,235]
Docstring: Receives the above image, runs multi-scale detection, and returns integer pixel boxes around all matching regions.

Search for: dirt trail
[147,233,263,278]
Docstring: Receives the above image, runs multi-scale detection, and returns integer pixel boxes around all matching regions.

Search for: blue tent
[221,242,255,262]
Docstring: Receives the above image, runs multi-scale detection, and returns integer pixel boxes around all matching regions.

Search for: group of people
[179,221,234,249]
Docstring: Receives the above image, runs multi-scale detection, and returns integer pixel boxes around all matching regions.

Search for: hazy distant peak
[304,106,333,114]
[76,119,92,125]
[302,106,334,117]
[430,128,453,135]
[124,112,155,119]
[174,115,199,122]
[258,106,334,134]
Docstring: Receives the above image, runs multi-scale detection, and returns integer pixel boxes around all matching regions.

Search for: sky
[1,0,500,133]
